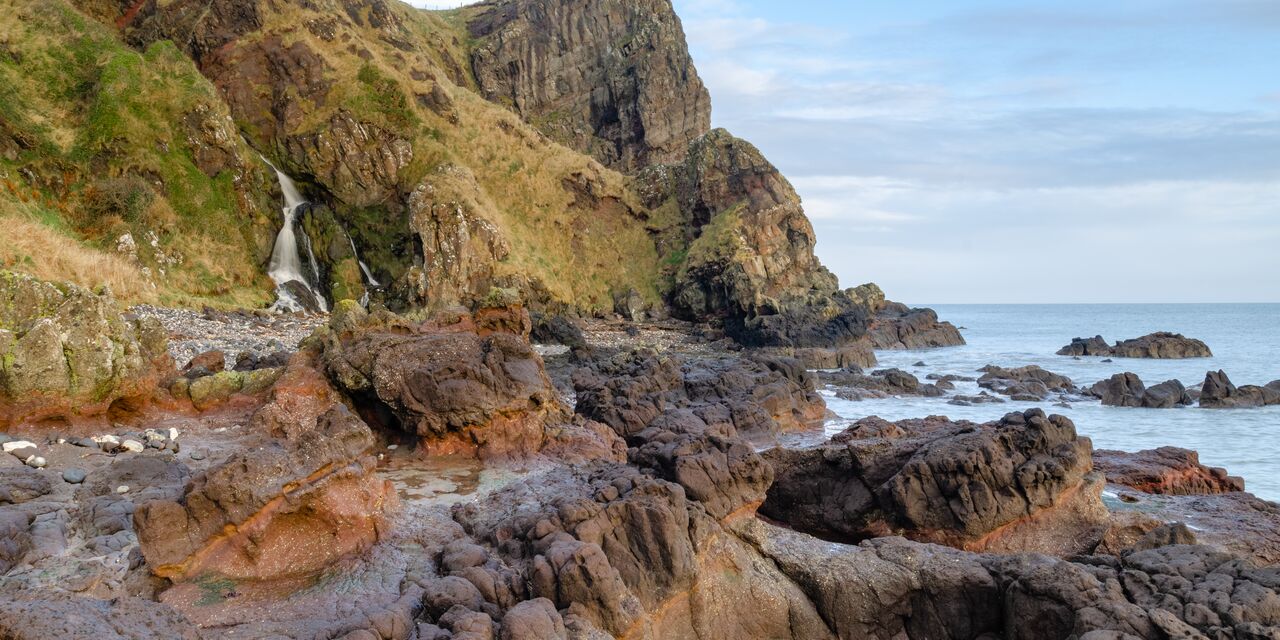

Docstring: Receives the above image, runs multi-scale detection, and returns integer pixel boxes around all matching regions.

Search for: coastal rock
[134,405,395,582]
[977,364,1077,400]
[866,301,966,350]
[1089,373,1194,408]
[1058,332,1212,358]
[821,367,946,401]
[468,0,711,173]
[761,409,1109,555]
[1095,448,1245,495]
[0,592,201,640]
[1199,370,1280,408]
[638,130,868,348]
[0,271,172,427]
[572,349,826,439]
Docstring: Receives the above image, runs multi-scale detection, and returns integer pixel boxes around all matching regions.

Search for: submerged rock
[977,364,1078,400]
[821,367,946,401]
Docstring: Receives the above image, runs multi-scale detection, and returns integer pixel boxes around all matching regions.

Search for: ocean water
[822,304,1280,500]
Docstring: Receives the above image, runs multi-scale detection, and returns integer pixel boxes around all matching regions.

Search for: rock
[498,599,567,640]
[468,0,711,172]
[182,349,226,375]
[638,130,869,348]
[761,409,1109,555]
[821,367,945,401]
[119,439,144,453]
[0,592,202,639]
[1057,332,1212,358]
[1199,370,1280,408]
[1095,448,1245,495]
[866,301,966,350]
[0,271,172,427]
[977,364,1077,400]
[187,371,245,411]
[25,456,46,469]
[134,405,396,582]
[62,468,87,484]
[1088,373,1193,408]
[2,440,36,454]
[0,465,52,504]
[529,313,587,351]
[755,343,877,370]
[116,486,129,494]
[573,349,826,439]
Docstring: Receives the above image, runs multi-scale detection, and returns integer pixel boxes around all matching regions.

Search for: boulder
[1058,332,1211,358]
[1199,370,1280,408]
[821,367,946,401]
[1095,448,1245,495]
[0,271,172,426]
[1089,373,1193,408]
[134,405,396,582]
[761,409,1109,555]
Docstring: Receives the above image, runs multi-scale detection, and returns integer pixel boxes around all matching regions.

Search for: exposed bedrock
[761,409,1109,555]
[1089,373,1195,408]
[866,301,966,350]
[1095,447,1245,495]
[467,0,712,173]
[134,401,395,583]
[1199,370,1280,408]
[571,348,827,440]
[0,270,173,427]
[1058,332,1212,358]
[321,303,622,461]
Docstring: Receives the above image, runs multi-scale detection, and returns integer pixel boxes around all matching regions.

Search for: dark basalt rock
[1199,370,1280,408]
[1058,332,1212,359]
[1095,448,1245,495]
[761,409,1108,555]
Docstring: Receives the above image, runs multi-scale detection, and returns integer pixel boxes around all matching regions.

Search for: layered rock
[1058,332,1212,358]
[1199,370,1280,408]
[0,271,172,427]
[1095,447,1245,495]
[467,0,712,172]
[761,410,1109,555]
[134,403,395,582]
[1089,373,1194,408]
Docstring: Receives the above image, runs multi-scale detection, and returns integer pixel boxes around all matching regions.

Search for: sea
[822,304,1280,500]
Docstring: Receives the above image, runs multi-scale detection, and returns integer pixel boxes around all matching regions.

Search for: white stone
[120,439,145,453]
[116,486,130,494]
[144,429,167,443]
[93,435,121,445]
[2,441,37,453]
[168,428,180,441]
[25,456,47,469]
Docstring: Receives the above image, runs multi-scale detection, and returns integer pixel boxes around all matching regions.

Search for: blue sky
[410,0,1280,303]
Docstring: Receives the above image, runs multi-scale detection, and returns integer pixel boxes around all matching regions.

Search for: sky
[408,0,1280,304]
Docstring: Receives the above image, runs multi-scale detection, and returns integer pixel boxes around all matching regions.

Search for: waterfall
[262,160,328,313]
[348,234,382,287]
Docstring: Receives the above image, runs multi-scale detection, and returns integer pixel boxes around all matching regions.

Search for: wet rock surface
[977,364,1079,401]
[1058,332,1213,358]
[822,367,948,401]
[1096,448,1245,495]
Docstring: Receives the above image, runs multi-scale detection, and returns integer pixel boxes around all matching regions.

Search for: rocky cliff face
[467,0,712,173]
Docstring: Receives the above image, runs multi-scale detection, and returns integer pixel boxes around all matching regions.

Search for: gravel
[133,305,325,369]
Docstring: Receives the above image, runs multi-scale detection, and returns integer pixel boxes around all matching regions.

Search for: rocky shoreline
[4,280,1280,639]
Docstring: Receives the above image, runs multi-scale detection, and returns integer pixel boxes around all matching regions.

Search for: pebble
[116,486,130,494]
[94,434,120,446]
[25,456,47,469]
[120,439,145,453]
[63,468,87,484]
[189,450,206,461]
[387,444,399,451]
[2,440,37,453]
[73,438,96,448]
[144,429,167,443]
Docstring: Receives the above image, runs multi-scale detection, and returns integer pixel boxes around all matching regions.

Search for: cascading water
[262,160,328,313]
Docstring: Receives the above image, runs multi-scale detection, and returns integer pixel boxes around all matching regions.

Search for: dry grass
[0,198,158,303]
